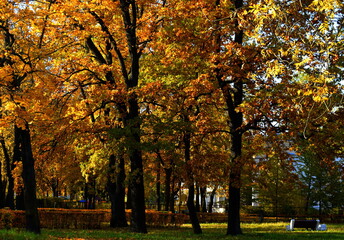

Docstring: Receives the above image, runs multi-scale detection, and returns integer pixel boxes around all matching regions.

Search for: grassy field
[0,222,343,240]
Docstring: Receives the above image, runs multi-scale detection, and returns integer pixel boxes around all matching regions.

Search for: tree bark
[187,183,202,234]
[126,94,147,233]
[184,130,202,234]
[164,167,172,211]
[128,147,147,233]
[108,154,128,227]
[226,129,243,235]
[16,124,41,234]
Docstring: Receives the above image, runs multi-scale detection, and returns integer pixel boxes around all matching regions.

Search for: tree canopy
[0,0,343,236]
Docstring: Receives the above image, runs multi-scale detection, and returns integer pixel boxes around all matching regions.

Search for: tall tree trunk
[126,95,147,233]
[184,131,202,234]
[128,147,147,233]
[164,167,172,211]
[187,183,202,234]
[108,154,128,227]
[89,0,147,232]
[16,124,41,234]
[115,155,127,226]
[215,0,244,235]
[120,0,147,232]
[227,132,243,235]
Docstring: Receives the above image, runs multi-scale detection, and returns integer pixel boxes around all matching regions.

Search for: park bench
[286,219,327,231]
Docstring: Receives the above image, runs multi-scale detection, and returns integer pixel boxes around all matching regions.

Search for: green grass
[0,223,343,240]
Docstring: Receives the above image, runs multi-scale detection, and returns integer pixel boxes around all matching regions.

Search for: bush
[38,208,105,229]
[196,212,227,223]
[0,209,14,230]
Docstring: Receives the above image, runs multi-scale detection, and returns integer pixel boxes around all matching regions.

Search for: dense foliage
[0,0,343,236]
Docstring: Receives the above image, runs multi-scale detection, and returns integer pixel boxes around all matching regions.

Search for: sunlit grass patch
[0,223,343,239]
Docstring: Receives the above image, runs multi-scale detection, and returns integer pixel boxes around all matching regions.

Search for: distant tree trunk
[84,183,94,209]
[0,160,5,208]
[200,187,207,213]
[305,179,312,214]
[0,137,15,209]
[85,179,96,209]
[51,178,59,198]
[208,186,218,213]
[107,154,128,227]
[242,186,253,206]
[178,181,183,212]
[195,185,200,212]
[126,187,132,209]
[84,183,89,208]
[16,124,40,234]
[156,162,161,211]
[169,178,177,213]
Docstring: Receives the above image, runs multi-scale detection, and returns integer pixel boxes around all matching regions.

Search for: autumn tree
[0,0,46,234]
[43,0,174,233]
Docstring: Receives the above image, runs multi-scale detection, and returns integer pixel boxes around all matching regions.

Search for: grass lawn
[0,223,343,240]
